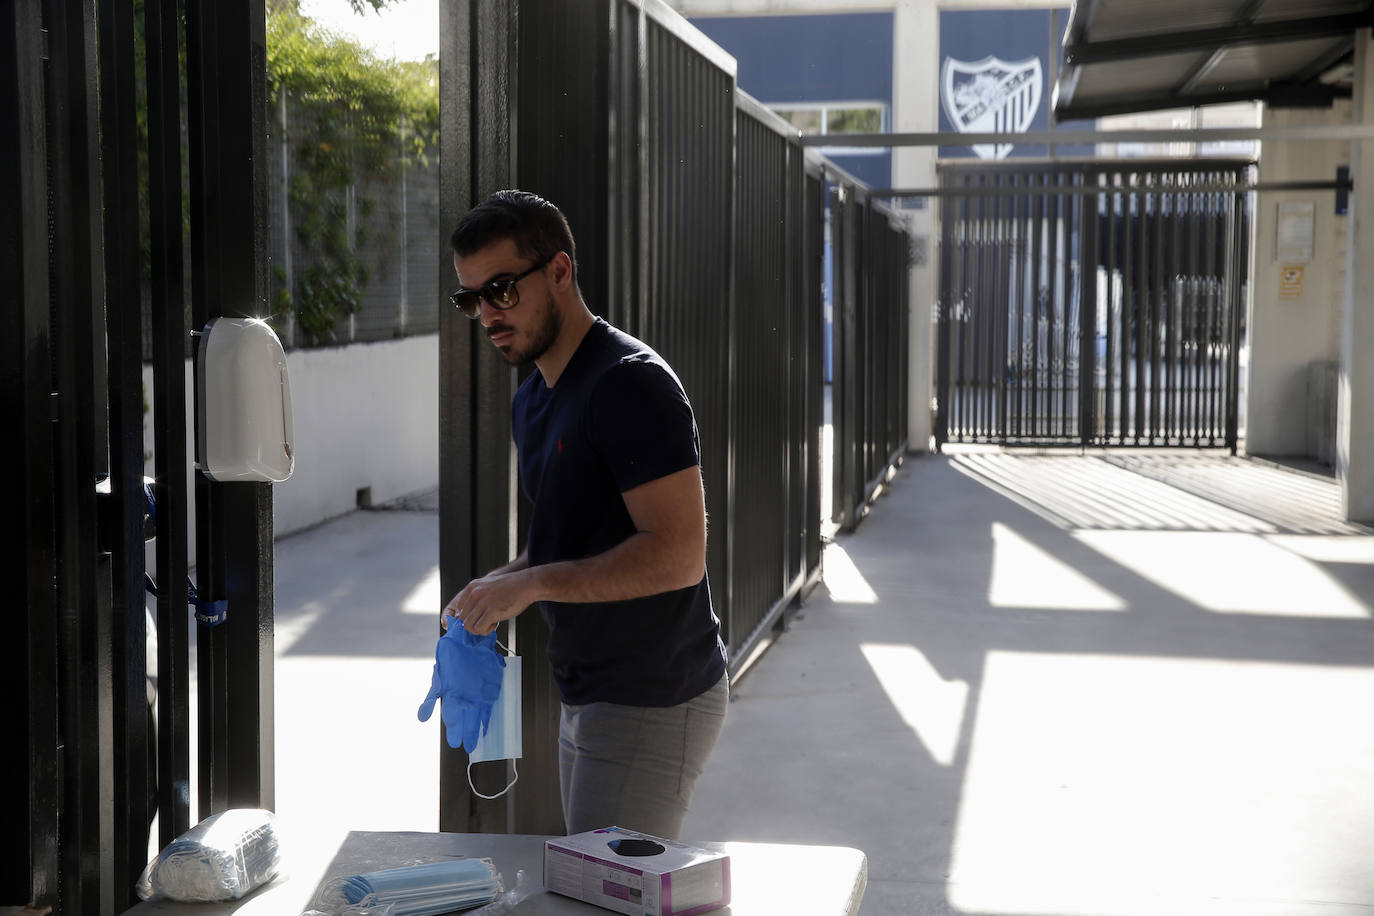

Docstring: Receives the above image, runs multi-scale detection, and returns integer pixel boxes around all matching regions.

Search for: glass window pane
[825,107,882,135]
[776,108,823,134]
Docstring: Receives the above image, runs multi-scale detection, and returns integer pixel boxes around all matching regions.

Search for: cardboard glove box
[543,827,730,916]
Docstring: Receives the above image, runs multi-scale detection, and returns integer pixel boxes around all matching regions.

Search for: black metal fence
[831,180,913,530]
[936,159,1248,449]
[441,0,910,834]
[731,93,826,662]
[5,0,913,903]
[5,1,275,912]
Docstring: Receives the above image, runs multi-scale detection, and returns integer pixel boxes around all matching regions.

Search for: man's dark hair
[450,189,579,282]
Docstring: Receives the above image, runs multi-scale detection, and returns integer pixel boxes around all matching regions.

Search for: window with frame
[770,102,886,137]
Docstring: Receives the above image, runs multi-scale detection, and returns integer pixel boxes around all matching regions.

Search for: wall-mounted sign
[1279,265,1305,300]
[1276,201,1315,262]
[940,56,1042,160]
[938,8,1092,161]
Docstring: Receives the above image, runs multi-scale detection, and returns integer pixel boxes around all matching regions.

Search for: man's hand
[438,466,706,631]
[443,567,539,636]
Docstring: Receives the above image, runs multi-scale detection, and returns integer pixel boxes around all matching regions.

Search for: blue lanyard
[141,480,228,627]
[145,573,228,627]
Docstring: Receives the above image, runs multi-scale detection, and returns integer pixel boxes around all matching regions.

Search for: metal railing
[830,177,913,530]
[730,92,827,667]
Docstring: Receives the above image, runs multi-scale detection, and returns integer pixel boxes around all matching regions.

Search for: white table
[125,830,867,915]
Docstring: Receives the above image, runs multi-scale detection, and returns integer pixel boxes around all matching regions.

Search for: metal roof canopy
[1054,0,1374,120]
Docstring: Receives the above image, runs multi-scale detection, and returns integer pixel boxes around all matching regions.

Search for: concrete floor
[263,451,1374,915]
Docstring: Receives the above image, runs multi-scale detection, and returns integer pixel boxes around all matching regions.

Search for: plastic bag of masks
[136,808,282,903]
[303,858,541,916]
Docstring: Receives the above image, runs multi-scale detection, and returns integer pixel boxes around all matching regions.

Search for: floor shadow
[273,508,440,659]
[686,452,1374,916]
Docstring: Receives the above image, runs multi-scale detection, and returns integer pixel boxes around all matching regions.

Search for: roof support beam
[1057,81,1348,120]
[1177,48,1228,95]
[1063,12,1374,66]
[1292,37,1357,83]
[1174,0,1266,94]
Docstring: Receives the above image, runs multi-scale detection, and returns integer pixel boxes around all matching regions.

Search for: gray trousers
[558,673,729,840]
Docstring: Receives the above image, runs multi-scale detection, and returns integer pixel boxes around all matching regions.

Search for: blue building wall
[690,12,894,188]
[690,12,893,102]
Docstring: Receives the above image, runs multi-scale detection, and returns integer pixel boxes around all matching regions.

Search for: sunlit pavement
[269,502,444,883]
[685,450,1374,916]
[268,452,1374,915]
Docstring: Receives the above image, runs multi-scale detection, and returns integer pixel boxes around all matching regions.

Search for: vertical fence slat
[186,0,277,819]
[45,0,110,907]
[98,0,153,899]
[145,0,194,847]
[2,1,62,906]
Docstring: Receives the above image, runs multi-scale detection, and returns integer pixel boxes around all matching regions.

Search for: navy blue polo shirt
[511,318,727,707]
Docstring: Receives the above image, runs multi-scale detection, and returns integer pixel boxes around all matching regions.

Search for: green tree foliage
[266,4,438,345]
[268,0,397,14]
[132,0,435,348]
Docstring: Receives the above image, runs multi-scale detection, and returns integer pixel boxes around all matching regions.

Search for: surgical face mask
[314,857,501,915]
[418,621,522,800]
[467,653,521,798]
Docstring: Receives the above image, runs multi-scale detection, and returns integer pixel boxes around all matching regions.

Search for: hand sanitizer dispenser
[195,317,295,482]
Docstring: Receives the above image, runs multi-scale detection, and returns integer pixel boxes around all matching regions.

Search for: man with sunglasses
[442,190,728,840]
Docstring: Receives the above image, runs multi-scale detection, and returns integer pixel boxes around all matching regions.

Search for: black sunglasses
[448,254,553,319]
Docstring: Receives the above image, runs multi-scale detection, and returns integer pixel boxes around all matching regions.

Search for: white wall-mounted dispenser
[195,317,295,483]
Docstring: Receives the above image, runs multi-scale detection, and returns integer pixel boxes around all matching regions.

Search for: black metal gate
[936,159,1249,450]
[5,2,276,911]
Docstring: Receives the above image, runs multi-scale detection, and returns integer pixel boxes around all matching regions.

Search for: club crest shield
[941,55,1043,160]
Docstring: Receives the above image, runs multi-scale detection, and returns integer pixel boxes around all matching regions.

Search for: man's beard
[491,293,561,367]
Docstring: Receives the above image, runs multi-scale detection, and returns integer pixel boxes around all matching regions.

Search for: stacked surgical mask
[314,858,501,915]
[135,808,281,902]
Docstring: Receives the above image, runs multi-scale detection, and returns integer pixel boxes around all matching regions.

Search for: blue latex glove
[417,620,507,753]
